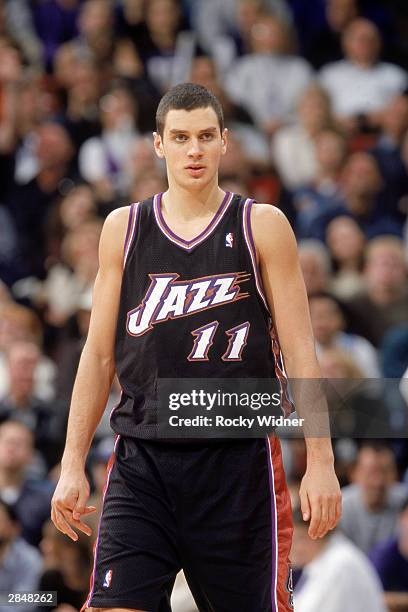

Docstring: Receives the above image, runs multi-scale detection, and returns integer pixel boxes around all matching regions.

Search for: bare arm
[251,203,341,538]
[51,206,130,540]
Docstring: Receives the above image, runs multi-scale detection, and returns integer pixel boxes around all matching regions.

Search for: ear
[153,131,164,159]
[221,128,228,155]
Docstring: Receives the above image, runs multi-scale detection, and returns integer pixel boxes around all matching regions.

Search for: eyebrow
[169,127,218,135]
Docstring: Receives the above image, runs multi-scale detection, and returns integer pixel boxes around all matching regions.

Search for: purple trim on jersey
[123,202,140,268]
[85,434,120,608]
[242,199,270,312]
[153,191,233,250]
[266,436,278,612]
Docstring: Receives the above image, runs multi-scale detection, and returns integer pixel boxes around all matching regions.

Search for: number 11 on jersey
[188,321,250,362]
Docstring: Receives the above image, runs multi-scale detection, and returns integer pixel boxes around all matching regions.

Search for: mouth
[185,165,206,177]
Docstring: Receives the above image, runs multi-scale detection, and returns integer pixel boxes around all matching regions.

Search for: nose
[188,138,203,158]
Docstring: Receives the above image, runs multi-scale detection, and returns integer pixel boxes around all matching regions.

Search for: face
[0,423,33,471]
[326,216,365,263]
[315,131,346,174]
[36,124,73,169]
[353,448,396,509]
[298,88,331,133]
[79,0,112,36]
[250,17,287,54]
[7,342,40,396]
[327,0,357,32]
[146,0,179,36]
[298,251,328,296]
[60,185,96,230]
[342,153,382,200]
[309,297,344,344]
[154,107,227,192]
[382,95,408,139]
[365,244,407,293]
[343,19,380,66]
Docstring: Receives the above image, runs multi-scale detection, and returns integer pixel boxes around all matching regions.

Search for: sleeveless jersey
[112,191,291,438]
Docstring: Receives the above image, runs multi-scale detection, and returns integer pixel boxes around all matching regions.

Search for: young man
[51,83,341,612]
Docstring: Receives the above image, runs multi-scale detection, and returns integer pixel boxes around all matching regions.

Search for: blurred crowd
[0,0,407,610]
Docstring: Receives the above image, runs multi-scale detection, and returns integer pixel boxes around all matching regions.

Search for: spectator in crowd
[309,293,380,378]
[42,218,102,328]
[370,94,408,221]
[53,49,101,150]
[304,0,359,69]
[111,38,161,133]
[191,0,292,65]
[136,0,198,94]
[369,498,408,611]
[4,122,75,280]
[342,152,403,237]
[75,0,115,69]
[340,443,408,553]
[78,84,140,202]
[189,54,270,164]
[0,341,64,470]
[294,129,348,239]
[291,507,386,612]
[0,420,54,547]
[325,216,366,300]
[272,84,334,191]
[46,183,98,262]
[31,0,80,70]
[0,302,56,402]
[346,236,408,347]
[319,18,407,132]
[225,13,313,134]
[297,239,331,296]
[0,499,43,612]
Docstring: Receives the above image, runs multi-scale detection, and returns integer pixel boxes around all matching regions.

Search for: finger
[308,498,322,539]
[72,488,90,521]
[335,496,342,525]
[61,508,92,537]
[53,509,78,541]
[327,497,337,531]
[299,488,311,522]
[82,505,97,515]
[317,498,329,538]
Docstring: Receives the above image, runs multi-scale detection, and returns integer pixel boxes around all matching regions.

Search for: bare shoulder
[99,205,133,266]
[250,203,297,258]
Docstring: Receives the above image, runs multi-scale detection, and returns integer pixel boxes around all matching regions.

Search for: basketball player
[51,83,341,612]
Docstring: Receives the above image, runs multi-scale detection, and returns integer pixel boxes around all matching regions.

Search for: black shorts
[82,435,293,612]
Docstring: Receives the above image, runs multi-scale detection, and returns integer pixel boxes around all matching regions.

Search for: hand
[299,460,342,539]
[51,469,96,541]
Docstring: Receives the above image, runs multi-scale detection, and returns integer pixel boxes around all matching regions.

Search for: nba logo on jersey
[225,232,234,248]
[103,569,113,588]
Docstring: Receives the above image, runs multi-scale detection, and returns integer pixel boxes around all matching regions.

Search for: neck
[0,468,24,488]
[369,284,402,305]
[162,180,226,222]
[8,389,31,409]
[346,193,372,216]
[339,257,360,271]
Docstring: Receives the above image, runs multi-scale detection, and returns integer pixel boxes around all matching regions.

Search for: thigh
[181,437,294,612]
[84,437,182,612]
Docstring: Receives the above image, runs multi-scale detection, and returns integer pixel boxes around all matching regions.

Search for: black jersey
[112,191,291,438]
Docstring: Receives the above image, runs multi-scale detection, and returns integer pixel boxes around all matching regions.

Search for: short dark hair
[156,82,224,137]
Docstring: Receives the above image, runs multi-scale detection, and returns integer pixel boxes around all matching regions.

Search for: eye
[175,134,188,142]
[201,133,214,140]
